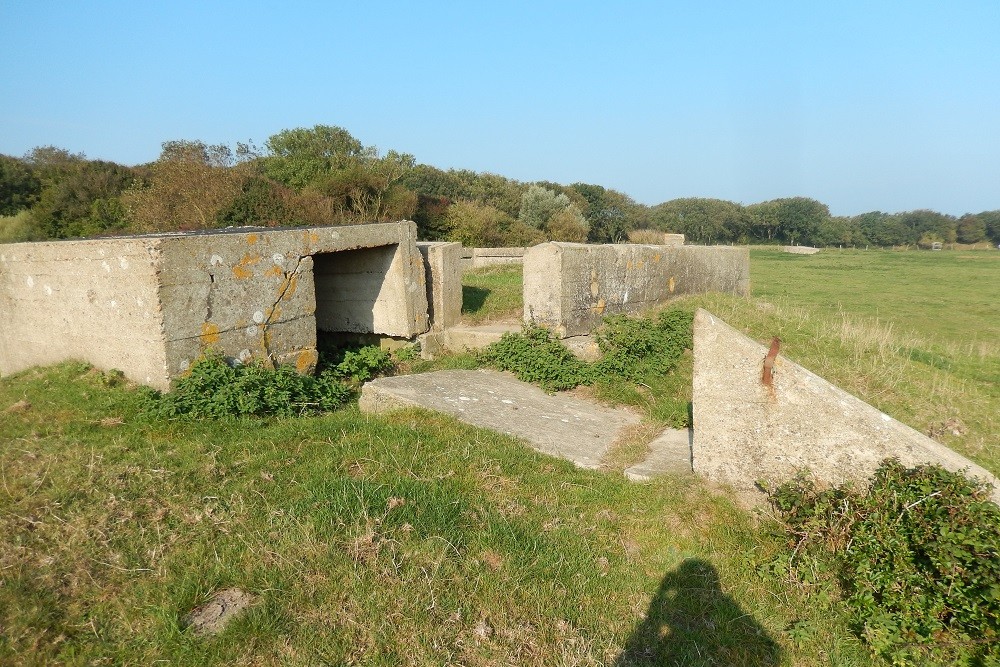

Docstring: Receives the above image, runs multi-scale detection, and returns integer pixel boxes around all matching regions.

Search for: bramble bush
[768,460,1000,665]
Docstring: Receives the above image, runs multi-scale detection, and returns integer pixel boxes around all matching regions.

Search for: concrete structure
[461,247,527,271]
[523,243,750,337]
[784,246,820,255]
[0,222,428,390]
[624,428,693,481]
[691,309,1000,504]
[662,234,685,246]
[416,241,462,331]
[359,369,641,469]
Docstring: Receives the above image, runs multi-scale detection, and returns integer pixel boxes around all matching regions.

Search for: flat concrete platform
[359,369,641,469]
[625,428,692,481]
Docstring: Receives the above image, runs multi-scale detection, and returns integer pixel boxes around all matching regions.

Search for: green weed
[768,461,1000,665]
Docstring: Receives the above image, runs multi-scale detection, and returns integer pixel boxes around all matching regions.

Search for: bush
[478,308,693,393]
[147,347,395,419]
[769,460,1000,665]
[478,324,593,391]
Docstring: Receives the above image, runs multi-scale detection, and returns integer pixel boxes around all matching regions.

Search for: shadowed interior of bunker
[312,244,398,347]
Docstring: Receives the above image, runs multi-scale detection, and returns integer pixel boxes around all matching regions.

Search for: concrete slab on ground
[359,369,641,469]
[624,428,692,481]
[419,323,600,362]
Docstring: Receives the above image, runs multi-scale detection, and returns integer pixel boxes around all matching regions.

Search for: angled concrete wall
[417,241,462,331]
[691,309,1000,503]
[0,222,429,390]
[523,243,750,337]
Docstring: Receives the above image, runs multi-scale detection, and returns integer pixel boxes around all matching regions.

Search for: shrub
[478,308,693,393]
[147,347,396,419]
[478,324,593,391]
[768,460,1000,665]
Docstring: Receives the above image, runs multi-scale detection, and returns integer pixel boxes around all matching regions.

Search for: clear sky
[2,1,998,216]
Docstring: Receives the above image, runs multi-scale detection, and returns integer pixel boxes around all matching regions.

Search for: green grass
[461,265,523,324]
[0,363,871,665]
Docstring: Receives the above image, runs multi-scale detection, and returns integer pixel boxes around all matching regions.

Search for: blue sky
[2,1,998,216]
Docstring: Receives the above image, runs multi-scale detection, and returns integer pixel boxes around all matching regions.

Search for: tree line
[2,124,999,248]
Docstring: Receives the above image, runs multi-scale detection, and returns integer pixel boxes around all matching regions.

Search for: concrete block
[417,242,462,331]
[692,309,1000,504]
[784,246,820,255]
[523,243,749,337]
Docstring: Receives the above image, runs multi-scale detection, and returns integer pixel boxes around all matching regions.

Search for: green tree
[0,155,41,215]
[445,200,543,247]
[264,125,367,189]
[25,148,135,239]
[977,210,1000,244]
[955,214,987,244]
[570,183,641,243]
[651,198,745,244]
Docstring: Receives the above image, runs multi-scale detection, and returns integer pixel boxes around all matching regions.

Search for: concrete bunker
[0,222,429,390]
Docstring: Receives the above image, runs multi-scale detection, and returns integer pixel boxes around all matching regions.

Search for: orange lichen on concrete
[295,349,318,373]
[591,298,607,314]
[200,322,220,345]
[279,274,298,300]
[668,276,676,293]
[264,265,283,278]
[232,253,262,280]
[246,233,259,245]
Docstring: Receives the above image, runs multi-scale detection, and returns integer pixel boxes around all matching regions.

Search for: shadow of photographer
[615,558,780,666]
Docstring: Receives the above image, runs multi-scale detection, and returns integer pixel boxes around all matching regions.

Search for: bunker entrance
[312,244,399,352]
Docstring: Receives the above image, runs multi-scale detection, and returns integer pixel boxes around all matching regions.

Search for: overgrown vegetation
[768,460,1000,665]
[477,309,694,428]
[147,345,393,419]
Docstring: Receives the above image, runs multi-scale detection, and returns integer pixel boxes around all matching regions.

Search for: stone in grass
[183,588,255,637]
[5,399,31,414]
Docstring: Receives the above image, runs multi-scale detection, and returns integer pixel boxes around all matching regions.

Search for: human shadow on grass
[461,285,491,314]
[615,559,781,667]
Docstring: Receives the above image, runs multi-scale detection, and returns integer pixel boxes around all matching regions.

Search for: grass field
[2,249,997,665]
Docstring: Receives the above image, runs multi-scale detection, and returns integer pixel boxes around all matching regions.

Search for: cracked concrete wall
[0,222,429,390]
[523,242,750,337]
[0,238,170,387]
[157,223,428,382]
[692,309,1000,504]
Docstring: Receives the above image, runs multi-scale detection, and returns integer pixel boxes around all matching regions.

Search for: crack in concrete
[259,256,304,365]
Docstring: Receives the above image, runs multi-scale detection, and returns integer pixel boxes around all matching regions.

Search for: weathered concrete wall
[156,223,428,382]
[417,242,462,331]
[691,309,1000,504]
[523,243,750,337]
[1,222,429,390]
[0,238,171,387]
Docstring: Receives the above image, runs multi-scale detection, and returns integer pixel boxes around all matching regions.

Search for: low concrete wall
[1,222,429,390]
[784,246,820,255]
[523,243,750,337]
[691,309,1000,504]
[461,247,526,271]
[417,241,462,331]
[0,238,169,387]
